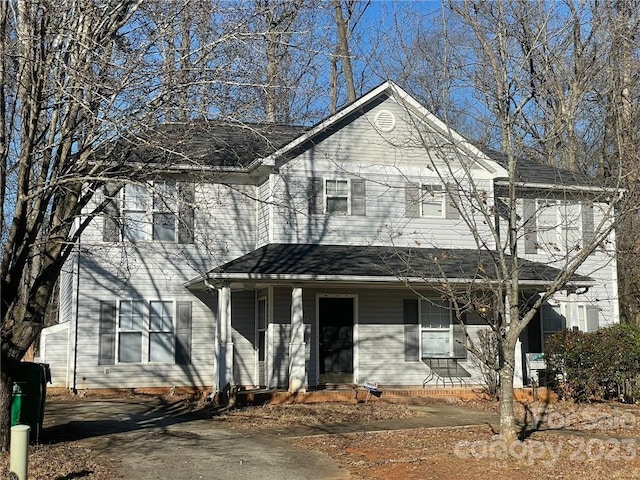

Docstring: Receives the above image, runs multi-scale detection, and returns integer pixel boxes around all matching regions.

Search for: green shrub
[545,323,640,402]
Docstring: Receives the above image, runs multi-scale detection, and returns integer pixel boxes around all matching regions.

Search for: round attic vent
[374,110,396,132]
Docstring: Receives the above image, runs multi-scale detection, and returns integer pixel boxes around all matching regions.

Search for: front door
[319,297,354,384]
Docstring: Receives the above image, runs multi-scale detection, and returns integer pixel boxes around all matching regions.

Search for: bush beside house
[545,324,640,403]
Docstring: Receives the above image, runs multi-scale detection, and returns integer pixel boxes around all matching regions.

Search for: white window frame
[152,181,178,242]
[536,200,582,251]
[121,182,183,243]
[419,299,454,358]
[122,184,150,242]
[148,300,175,363]
[577,304,587,332]
[421,183,446,218]
[116,299,177,364]
[117,300,145,363]
[325,178,350,215]
[256,296,268,363]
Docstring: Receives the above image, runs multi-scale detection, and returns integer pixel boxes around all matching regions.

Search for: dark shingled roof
[209,243,591,285]
[481,148,602,188]
[126,121,307,168]
[122,120,602,188]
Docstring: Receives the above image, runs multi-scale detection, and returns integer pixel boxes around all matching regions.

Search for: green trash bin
[10,362,51,443]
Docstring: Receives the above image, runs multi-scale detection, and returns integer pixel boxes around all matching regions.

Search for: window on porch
[419,300,466,359]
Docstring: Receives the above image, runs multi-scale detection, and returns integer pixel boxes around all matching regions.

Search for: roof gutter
[495,179,622,194]
[184,272,592,289]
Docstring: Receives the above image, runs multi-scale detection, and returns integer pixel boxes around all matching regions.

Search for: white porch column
[514,338,524,388]
[289,285,306,393]
[217,285,234,391]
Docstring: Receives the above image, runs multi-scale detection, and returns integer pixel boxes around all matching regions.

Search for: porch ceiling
[185,244,592,289]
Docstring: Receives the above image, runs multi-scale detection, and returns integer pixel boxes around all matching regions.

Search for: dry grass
[4,396,640,479]
[0,444,119,480]
[296,426,640,479]
[212,400,422,430]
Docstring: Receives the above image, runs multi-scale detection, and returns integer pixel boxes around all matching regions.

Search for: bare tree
[0,0,155,449]
[255,0,305,123]
[387,1,629,444]
[604,0,640,324]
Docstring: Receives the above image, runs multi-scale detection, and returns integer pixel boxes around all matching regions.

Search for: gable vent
[374,110,396,132]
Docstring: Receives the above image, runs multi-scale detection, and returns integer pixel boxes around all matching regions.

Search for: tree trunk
[265,16,278,124]
[333,0,356,103]
[498,338,519,444]
[0,355,17,451]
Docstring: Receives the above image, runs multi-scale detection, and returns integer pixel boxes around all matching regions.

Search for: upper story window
[538,200,582,250]
[405,182,459,219]
[523,198,594,254]
[103,181,195,244]
[421,184,445,218]
[122,184,149,242]
[326,180,349,214]
[308,177,366,216]
[153,182,178,242]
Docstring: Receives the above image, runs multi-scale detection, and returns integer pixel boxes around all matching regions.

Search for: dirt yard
[215,398,640,479]
[3,396,640,479]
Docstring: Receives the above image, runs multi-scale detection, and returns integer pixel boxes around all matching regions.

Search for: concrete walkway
[43,399,499,480]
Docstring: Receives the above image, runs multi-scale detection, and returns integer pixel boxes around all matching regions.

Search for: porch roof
[189,243,592,288]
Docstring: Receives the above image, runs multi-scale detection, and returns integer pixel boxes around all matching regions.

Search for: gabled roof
[196,243,591,287]
[115,81,606,190]
[122,121,307,168]
[259,81,502,175]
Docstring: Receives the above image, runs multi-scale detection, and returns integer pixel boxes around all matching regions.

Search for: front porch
[184,243,589,396]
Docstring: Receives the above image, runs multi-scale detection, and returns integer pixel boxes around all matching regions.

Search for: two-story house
[36,81,619,394]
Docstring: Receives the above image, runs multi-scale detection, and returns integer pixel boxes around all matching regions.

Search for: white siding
[51,87,620,392]
[37,324,70,388]
[514,197,618,331]
[267,286,487,388]
[270,98,496,249]
[257,180,270,247]
[72,248,217,389]
[58,255,76,324]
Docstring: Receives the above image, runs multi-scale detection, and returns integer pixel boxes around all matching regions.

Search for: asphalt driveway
[43,398,349,480]
[42,397,500,480]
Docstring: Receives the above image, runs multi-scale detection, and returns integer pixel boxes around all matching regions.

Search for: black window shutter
[523,199,537,254]
[452,319,467,358]
[403,299,419,361]
[308,178,324,215]
[445,187,460,220]
[586,306,599,332]
[351,178,366,216]
[178,183,195,244]
[405,184,420,218]
[103,183,120,242]
[99,301,116,365]
[175,301,192,364]
[582,201,595,247]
